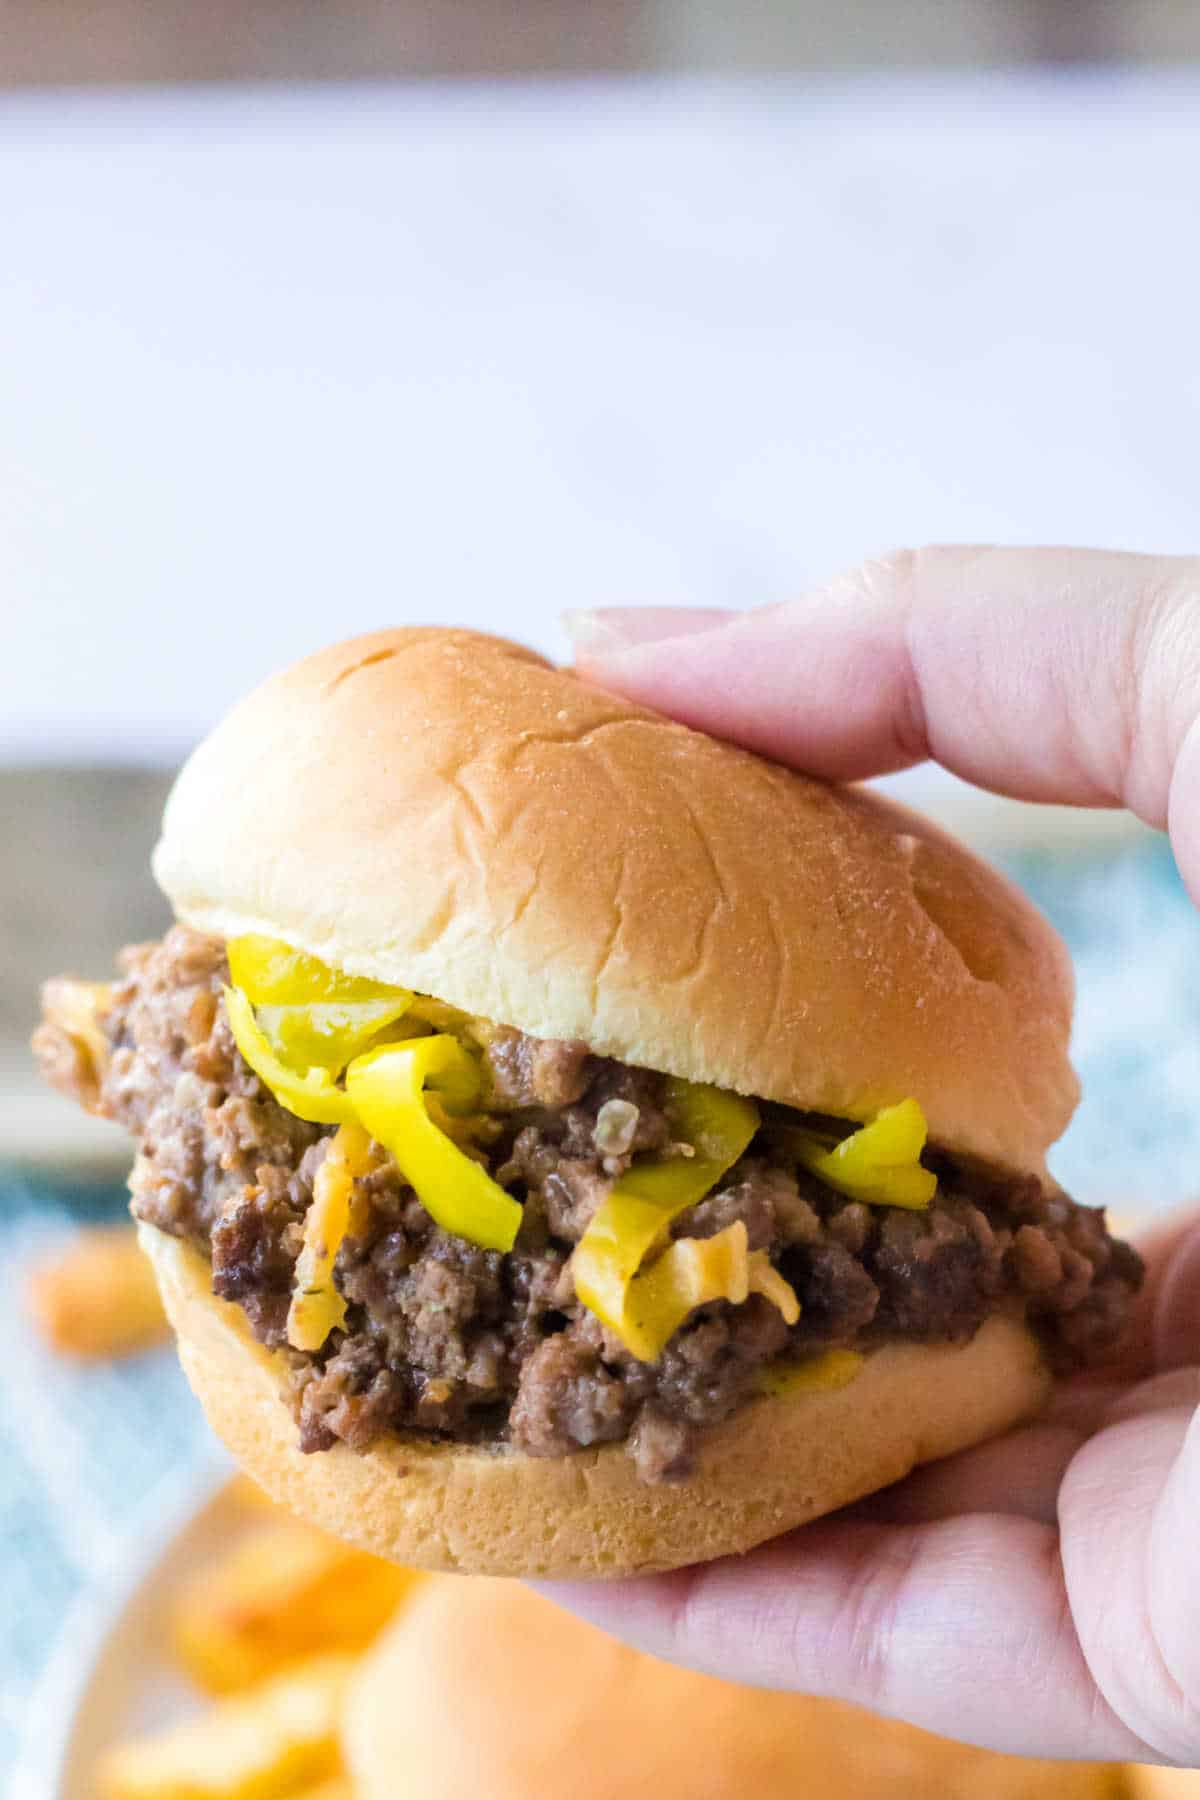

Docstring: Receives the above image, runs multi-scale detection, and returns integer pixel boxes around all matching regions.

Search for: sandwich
[342,1577,1128,1799]
[34,627,1141,1577]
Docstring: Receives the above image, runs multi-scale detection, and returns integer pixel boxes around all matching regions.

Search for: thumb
[565,546,1200,902]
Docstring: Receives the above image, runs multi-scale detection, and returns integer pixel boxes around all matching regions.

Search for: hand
[549,547,1200,1765]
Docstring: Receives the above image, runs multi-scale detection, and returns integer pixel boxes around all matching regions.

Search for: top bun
[154,627,1077,1173]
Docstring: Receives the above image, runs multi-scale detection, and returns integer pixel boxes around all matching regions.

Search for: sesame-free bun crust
[153,627,1078,1174]
[343,1582,1122,1800]
[141,1225,1051,1580]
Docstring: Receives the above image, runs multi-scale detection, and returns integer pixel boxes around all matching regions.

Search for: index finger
[569,546,1200,898]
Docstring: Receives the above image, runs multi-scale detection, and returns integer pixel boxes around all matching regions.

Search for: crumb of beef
[38,925,1144,1485]
[825,1201,872,1255]
[483,1027,594,1111]
[510,1296,792,1482]
[493,1064,676,1243]
[509,1332,635,1457]
[676,1161,782,1253]
[628,1406,692,1483]
[785,1243,881,1350]
[1010,1221,1069,1295]
[404,1239,506,1379]
[63,928,322,1248]
[647,1297,791,1426]
[870,1199,1004,1342]
[295,1338,407,1454]
[210,1169,307,1344]
[539,1151,610,1243]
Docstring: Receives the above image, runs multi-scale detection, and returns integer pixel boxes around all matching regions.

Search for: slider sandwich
[35,628,1140,1576]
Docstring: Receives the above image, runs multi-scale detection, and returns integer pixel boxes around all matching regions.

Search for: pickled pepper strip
[228,935,406,1007]
[224,985,357,1126]
[253,996,415,1073]
[346,1037,522,1253]
[572,1080,760,1358]
[788,1099,936,1209]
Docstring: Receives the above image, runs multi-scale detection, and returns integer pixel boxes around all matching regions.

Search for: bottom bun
[343,1582,1121,1800]
[142,1224,1051,1579]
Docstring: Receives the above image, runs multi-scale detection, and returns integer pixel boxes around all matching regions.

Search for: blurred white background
[1,73,1198,761]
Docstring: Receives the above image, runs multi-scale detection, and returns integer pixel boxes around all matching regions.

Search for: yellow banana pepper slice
[228,935,406,1007]
[790,1099,936,1210]
[288,1123,375,1352]
[225,986,357,1126]
[406,995,479,1037]
[254,997,415,1073]
[572,1079,760,1359]
[345,1037,522,1253]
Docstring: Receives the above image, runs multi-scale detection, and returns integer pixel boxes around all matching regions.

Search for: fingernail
[562,607,736,658]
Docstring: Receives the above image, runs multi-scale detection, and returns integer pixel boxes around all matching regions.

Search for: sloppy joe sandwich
[34,628,1140,1577]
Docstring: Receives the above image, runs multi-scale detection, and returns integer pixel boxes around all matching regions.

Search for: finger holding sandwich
[552,545,1200,1765]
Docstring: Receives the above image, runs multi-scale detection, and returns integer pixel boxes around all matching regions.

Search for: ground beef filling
[36,927,1143,1484]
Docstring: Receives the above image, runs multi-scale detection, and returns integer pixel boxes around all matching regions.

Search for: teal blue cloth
[0,1178,210,1779]
[1,835,1196,1776]
[1008,838,1199,1206]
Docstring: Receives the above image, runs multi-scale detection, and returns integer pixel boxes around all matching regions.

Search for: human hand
[549,546,1200,1765]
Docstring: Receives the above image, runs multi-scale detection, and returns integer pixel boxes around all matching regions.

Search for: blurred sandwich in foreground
[343,1577,1130,1800]
[94,1478,1193,1799]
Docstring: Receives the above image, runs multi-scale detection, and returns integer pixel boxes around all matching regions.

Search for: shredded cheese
[747,1251,801,1325]
[619,1221,801,1362]
[287,1124,374,1353]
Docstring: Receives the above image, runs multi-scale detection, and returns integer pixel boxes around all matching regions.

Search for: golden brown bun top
[343,1580,1123,1800]
[154,626,1077,1171]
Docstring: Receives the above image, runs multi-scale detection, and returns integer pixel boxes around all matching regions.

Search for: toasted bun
[153,627,1077,1174]
[141,1224,1051,1580]
[343,1580,1121,1800]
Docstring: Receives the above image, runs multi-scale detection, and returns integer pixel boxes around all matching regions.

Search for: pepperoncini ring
[253,997,416,1073]
[345,1038,521,1254]
[224,939,519,1255]
[224,986,358,1126]
[787,1099,936,1210]
[228,935,407,1007]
